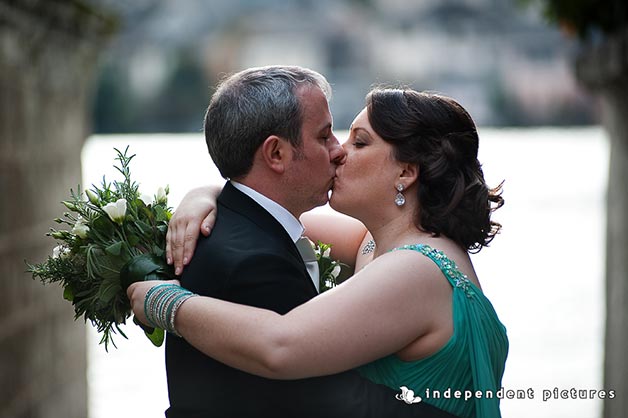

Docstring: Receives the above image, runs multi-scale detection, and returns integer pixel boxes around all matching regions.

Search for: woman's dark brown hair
[366,88,504,252]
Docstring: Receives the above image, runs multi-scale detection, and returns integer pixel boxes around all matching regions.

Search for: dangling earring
[394,184,406,207]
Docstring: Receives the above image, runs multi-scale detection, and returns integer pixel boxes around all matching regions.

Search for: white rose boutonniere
[312,241,347,292]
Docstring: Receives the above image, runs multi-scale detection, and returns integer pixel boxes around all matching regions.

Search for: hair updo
[366,88,504,252]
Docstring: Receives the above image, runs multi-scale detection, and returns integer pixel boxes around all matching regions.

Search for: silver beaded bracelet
[144,283,196,337]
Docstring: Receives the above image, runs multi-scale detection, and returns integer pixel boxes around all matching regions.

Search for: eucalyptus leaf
[120,253,173,290]
[133,316,164,347]
[145,327,165,347]
[98,281,120,303]
[92,215,115,238]
[126,234,140,247]
[139,206,154,222]
[154,206,169,222]
[134,220,153,236]
[152,246,164,257]
[87,249,124,281]
[105,241,124,256]
[63,285,74,301]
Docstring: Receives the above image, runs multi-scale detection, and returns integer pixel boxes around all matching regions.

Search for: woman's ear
[260,135,289,174]
[398,162,419,189]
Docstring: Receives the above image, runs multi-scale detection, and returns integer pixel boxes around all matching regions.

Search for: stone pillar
[0,2,115,417]
[576,28,628,418]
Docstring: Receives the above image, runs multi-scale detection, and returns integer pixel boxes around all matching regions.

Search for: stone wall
[0,2,114,417]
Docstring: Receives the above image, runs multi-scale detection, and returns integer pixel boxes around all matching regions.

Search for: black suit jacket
[166,182,456,418]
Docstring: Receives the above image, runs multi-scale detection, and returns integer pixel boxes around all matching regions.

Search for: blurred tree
[534,0,627,39]
[144,49,211,132]
[94,48,211,133]
[91,0,594,130]
[93,61,135,132]
[526,1,628,417]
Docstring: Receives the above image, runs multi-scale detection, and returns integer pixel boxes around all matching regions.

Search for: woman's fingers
[167,185,220,274]
[182,221,201,271]
[202,210,216,236]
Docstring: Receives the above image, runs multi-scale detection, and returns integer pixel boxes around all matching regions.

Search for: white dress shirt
[231,181,319,291]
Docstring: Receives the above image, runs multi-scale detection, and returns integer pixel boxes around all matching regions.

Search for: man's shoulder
[200,204,277,251]
[190,204,295,272]
[181,199,309,305]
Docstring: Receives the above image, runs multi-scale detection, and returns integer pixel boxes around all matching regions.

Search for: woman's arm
[167,185,369,272]
[301,211,367,270]
[128,250,451,380]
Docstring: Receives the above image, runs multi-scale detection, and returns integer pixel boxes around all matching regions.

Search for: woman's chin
[329,193,351,217]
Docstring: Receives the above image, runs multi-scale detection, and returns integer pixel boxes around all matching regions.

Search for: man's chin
[328,192,340,211]
[303,194,330,213]
[318,194,331,207]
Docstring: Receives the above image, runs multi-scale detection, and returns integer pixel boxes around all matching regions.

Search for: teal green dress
[357,244,508,418]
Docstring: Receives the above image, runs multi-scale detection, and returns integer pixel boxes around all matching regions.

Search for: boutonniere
[312,241,347,292]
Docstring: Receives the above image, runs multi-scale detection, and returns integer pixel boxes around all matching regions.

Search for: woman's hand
[166,185,221,275]
[127,279,181,326]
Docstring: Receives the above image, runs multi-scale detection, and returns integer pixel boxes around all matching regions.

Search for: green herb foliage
[27,147,174,350]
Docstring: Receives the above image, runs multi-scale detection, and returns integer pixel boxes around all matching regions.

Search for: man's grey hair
[204,65,332,179]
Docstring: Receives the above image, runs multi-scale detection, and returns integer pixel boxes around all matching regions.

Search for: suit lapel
[218,182,310,275]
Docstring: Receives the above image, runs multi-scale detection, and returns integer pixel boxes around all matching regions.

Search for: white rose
[330,264,341,279]
[156,187,167,204]
[85,189,100,205]
[139,193,153,206]
[103,198,127,224]
[52,245,67,259]
[323,247,331,258]
[71,217,89,239]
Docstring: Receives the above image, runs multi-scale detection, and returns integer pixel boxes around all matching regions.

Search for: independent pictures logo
[396,386,422,404]
[395,386,616,404]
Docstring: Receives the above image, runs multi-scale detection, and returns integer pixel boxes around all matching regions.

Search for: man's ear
[260,135,289,174]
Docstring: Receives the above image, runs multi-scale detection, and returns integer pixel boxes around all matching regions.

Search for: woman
[128,88,508,418]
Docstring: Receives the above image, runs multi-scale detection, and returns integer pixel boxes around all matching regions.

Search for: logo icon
[396,386,422,404]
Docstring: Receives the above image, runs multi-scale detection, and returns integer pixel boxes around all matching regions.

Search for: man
[148,66,456,418]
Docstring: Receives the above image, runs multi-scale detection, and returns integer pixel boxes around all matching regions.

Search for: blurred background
[2,0,627,418]
[91,0,595,132]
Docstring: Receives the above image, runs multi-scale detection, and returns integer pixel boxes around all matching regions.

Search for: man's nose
[329,135,346,165]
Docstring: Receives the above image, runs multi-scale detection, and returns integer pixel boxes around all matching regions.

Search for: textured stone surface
[0,2,114,417]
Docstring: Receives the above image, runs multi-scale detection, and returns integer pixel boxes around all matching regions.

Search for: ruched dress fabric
[357,244,509,418]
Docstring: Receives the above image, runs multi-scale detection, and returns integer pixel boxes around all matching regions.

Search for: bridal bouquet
[27,147,174,350]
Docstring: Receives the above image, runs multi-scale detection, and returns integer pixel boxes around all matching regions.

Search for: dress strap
[391,244,476,298]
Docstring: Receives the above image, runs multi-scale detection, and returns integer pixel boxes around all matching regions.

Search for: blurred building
[93,0,595,132]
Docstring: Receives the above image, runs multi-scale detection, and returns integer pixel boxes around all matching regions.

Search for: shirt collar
[230,181,304,242]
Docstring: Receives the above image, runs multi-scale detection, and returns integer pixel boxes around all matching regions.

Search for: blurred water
[83,126,609,418]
